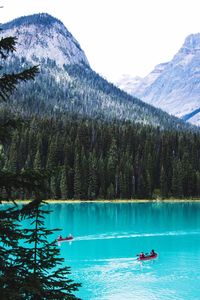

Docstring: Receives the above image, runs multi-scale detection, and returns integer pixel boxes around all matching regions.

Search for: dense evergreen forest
[1,112,200,200]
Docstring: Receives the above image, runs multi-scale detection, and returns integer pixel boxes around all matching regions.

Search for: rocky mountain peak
[116,33,200,125]
[2,13,62,29]
[1,13,90,67]
[181,33,200,53]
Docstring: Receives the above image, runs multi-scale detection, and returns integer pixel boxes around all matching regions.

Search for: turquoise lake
[42,202,200,300]
[4,201,195,299]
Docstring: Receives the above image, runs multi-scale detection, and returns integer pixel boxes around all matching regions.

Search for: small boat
[137,253,158,261]
[57,235,73,242]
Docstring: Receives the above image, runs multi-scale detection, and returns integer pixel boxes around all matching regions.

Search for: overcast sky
[1,0,200,82]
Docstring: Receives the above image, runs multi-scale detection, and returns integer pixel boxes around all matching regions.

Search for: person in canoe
[139,252,145,259]
[64,233,73,240]
[150,249,156,256]
[57,234,73,241]
[137,250,158,261]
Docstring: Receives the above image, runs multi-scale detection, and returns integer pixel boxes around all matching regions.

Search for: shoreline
[2,199,200,204]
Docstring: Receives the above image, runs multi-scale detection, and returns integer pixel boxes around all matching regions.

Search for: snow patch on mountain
[115,74,142,94]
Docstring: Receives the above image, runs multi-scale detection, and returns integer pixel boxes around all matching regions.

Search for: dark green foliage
[0,206,23,300]
[88,152,97,199]
[15,200,81,299]
[171,159,183,198]
[0,36,39,101]
[0,65,39,101]
[0,201,81,300]
[60,166,68,199]
[0,36,16,58]
[160,166,168,198]
[1,115,200,200]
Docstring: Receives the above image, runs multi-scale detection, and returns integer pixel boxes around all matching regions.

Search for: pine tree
[171,159,183,198]
[60,165,68,199]
[88,152,97,200]
[6,131,19,173]
[137,173,146,199]
[196,171,200,196]
[97,157,106,199]
[80,147,88,199]
[15,199,81,299]
[107,138,118,196]
[46,137,58,170]
[73,151,82,199]
[160,165,168,198]
[119,171,126,199]
[145,170,152,198]
[50,172,61,199]
[0,206,24,300]
[107,183,115,199]
[33,149,42,170]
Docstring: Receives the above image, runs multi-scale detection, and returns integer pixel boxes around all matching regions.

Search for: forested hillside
[1,113,200,200]
[4,58,194,131]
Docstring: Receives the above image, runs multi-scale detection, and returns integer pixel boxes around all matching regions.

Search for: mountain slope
[0,13,195,130]
[116,34,200,125]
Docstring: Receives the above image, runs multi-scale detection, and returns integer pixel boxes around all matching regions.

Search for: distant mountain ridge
[0,13,195,131]
[116,33,200,125]
[116,63,168,96]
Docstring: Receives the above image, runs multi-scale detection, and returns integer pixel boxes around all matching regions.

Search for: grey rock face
[116,33,200,125]
[1,13,90,67]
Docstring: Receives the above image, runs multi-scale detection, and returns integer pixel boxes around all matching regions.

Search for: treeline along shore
[1,113,200,201]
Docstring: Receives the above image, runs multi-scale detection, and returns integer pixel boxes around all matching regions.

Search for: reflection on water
[46,202,200,234]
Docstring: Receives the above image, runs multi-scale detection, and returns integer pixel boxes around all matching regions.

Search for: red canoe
[57,236,73,242]
[137,253,158,261]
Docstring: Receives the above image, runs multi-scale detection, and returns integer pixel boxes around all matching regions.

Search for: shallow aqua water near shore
[37,203,200,299]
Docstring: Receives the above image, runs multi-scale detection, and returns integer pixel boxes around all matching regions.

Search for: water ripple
[74,230,200,241]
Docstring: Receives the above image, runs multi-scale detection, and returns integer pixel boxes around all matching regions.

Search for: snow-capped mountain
[115,75,142,95]
[116,34,200,125]
[116,63,168,96]
[0,13,194,130]
[1,13,89,67]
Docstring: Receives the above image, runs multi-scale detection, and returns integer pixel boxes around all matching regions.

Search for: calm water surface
[32,202,200,299]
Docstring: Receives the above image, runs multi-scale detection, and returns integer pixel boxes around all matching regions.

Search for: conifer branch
[0,65,39,101]
[0,36,16,58]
